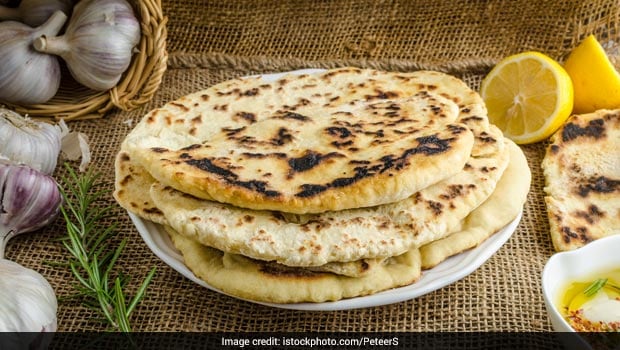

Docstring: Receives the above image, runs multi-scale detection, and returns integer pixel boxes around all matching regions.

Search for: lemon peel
[564,34,620,114]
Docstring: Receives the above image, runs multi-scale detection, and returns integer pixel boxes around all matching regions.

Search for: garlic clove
[0,259,57,333]
[0,108,63,174]
[0,163,62,258]
[0,11,67,105]
[33,0,141,91]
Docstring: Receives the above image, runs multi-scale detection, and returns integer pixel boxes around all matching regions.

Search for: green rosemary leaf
[103,241,127,284]
[127,267,157,316]
[69,262,91,291]
[59,163,156,332]
[43,260,70,268]
[114,278,131,332]
[584,278,608,297]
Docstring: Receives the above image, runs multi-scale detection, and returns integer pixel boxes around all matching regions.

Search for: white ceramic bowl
[542,234,620,332]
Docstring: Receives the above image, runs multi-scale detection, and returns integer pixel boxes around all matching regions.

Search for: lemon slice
[480,51,574,144]
[564,34,620,113]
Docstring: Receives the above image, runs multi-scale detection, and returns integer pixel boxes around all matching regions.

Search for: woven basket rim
[5,0,168,121]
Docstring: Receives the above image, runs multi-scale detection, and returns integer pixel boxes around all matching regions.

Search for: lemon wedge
[480,51,574,144]
[564,34,620,113]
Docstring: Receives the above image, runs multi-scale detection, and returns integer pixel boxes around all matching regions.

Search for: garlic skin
[61,129,91,172]
[33,0,141,91]
[0,163,62,258]
[0,0,73,27]
[0,108,63,175]
[0,259,57,332]
[0,11,67,105]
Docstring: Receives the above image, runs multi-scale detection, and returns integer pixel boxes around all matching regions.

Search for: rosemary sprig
[583,278,620,297]
[584,278,608,297]
[58,164,156,332]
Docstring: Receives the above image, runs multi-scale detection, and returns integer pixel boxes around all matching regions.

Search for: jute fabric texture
[4,0,619,335]
[163,0,618,63]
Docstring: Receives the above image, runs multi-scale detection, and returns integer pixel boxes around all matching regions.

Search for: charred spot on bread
[119,153,130,162]
[274,111,311,122]
[184,157,282,197]
[427,200,444,216]
[142,207,163,216]
[169,102,189,112]
[574,204,606,224]
[561,118,606,142]
[325,126,353,138]
[234,112,257,124]
[120,174,133,186]
[561,226,592,244]
[577,176,620,197]
[271,127,294,146]
[288,151,344,173]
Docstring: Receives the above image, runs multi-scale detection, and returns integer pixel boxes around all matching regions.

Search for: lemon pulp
[481,51,574,144]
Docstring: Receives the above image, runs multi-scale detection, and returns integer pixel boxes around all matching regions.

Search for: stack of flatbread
[114,68,530,303]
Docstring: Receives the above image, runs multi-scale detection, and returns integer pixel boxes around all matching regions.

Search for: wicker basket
[5,0,168,121]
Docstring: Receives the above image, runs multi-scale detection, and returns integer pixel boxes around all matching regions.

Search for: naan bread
[165,226,422,304]
[149,125,508,267]
[123,68,483,214]
[543,109,620,251]
[420,140,530,268]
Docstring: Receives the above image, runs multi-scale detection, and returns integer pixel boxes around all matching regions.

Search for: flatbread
[165,226,422,304]
[543,109,620,251]
[123,68,483,214]
[420,139,530,268]
[149,125,508,267]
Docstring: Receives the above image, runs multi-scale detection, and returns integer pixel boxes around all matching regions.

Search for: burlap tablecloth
[5,0,619,334]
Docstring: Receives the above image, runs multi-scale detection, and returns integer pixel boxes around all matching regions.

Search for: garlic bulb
[0,11,67,105]
[33,0,141,91]
[0,259,57,332]
[0,0,73,27]
[0,163,62,259]
[0,108,63,174]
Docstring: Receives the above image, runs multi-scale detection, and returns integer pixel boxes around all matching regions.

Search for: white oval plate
[129,69,521,310]
[130,211,521,311]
